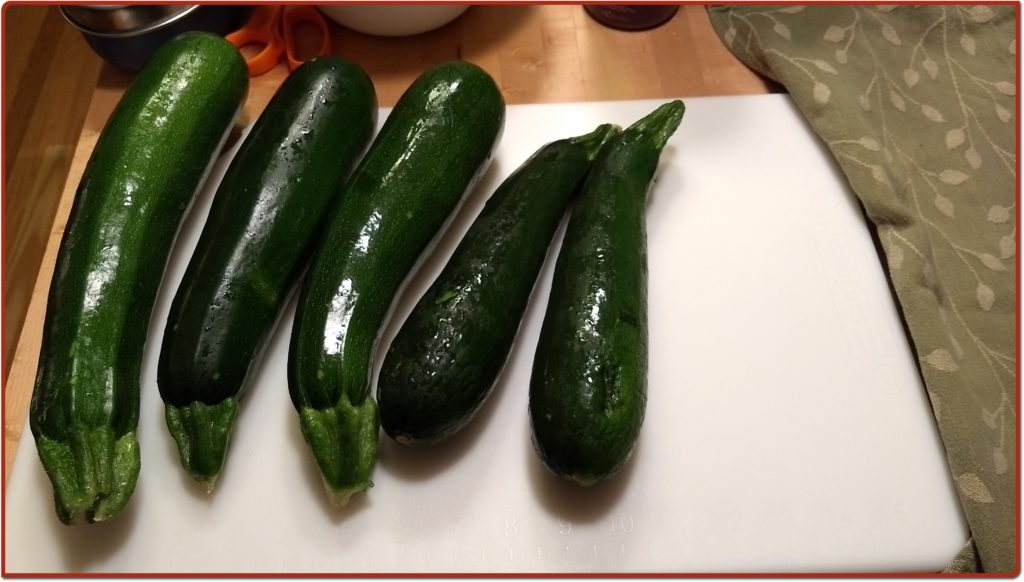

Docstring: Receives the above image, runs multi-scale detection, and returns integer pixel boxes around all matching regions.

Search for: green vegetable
[157,57,377,490]
[288,61,505,506]
[29,32,248,523]
[378,124,620,446]
[529,101,684,487]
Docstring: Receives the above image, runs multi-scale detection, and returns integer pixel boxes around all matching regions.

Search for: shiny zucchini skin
[529,101,684,488]
[29,32,248,523]
[288,61,505,506]
[157,57,377,490]
[377,124,620,446]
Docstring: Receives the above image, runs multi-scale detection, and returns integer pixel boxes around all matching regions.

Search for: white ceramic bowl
[318,5,469,37]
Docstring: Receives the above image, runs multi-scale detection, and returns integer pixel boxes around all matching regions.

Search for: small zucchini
[157,57,377,490]
[288,61,505,506]
[378,124,620,446]
[29,32,248,523]
[529,101,684,487]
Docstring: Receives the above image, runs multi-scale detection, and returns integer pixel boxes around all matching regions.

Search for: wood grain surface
[3,4,776,480]
[3,5,102,377]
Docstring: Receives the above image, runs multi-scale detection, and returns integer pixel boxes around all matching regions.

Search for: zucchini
[529,101,684,487]
[378,124,620,446]
[288,61,505,506]
[29,32,248,523]
[157,57,377,490]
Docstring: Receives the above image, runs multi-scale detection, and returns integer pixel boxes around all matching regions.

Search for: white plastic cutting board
[5,95,968,574]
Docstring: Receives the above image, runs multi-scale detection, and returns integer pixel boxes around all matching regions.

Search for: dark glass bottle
[584,5,680,31]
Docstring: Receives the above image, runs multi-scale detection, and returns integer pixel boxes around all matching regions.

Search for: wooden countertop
[3,4,775,479]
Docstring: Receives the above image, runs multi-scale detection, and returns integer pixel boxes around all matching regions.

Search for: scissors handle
[225,5,285,77]
[281,5,333,71]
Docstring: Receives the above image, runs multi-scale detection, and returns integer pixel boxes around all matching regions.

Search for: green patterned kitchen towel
[708,5,1017,574]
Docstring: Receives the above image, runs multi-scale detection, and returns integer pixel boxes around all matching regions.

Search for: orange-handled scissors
[226,5,332,77]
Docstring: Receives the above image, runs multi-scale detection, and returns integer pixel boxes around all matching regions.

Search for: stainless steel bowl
[60,4,249,71]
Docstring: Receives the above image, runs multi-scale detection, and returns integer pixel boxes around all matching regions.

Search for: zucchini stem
[164,398,240,491]
[299,395,379,507]
[572,123,622,161]
[34,426,140,524]
[628,100,685,149]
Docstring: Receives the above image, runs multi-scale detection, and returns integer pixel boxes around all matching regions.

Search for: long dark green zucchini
[29,32,247,523]
[288,61,505,506]
[377,124,620,446]
[157,57,377,490]
[529,101,684,488]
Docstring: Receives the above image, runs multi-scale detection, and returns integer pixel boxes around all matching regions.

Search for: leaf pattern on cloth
[708,5,1016,573]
